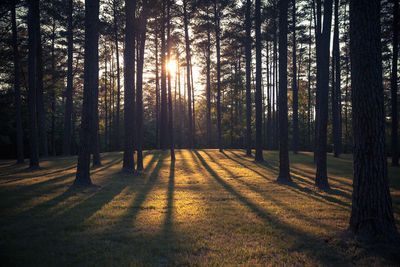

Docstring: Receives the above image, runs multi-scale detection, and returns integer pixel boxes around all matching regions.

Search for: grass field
[0,149,399,266]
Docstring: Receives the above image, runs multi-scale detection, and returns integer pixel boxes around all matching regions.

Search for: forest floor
[0,149,399,266]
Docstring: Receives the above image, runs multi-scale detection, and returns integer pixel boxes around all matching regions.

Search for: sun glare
[166,59,177,74]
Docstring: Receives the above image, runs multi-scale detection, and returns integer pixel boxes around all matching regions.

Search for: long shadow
[109,152,168,233]
[193,150,347,266]
[201,150,341,230]
[228,150,352,200]
[158,159,177,265]
[222,150,351,209]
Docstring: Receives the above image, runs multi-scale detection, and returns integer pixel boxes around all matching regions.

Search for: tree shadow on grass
[193,150,348,266]
[221,150,350,209]
[201,150,341,231]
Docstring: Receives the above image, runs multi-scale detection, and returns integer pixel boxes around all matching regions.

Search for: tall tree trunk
[332,0,341,158]
[273,23,278,150]
[214,0,222,152]
[255,0,264,162]
[123,0,136,172]
[267,41,272,150]
[206,6,212,147]
[35,8,48,158]
[50,19,56,156]
[314,0,333,190]
[155,30,160,149]
[63,0,73,156]
[391,0,399,166]
[307,4,312,150]
[277,0,291,182]
[113,1,121,150]
[75,0,100,185]
[349,0,398,239]
[245,0,252,156]
[292,0,298,154]
[27,0,40,168]
[136,1,148,170]
[160,1,168,149]
[104,42,108,151]
[167,0,175,160]
[12,3,24,164]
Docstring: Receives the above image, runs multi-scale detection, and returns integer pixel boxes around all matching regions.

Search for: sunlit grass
[0,149,399,265]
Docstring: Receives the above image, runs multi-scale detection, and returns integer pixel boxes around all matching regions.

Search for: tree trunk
[12,3,24,164]
[314,0,332,190]
[332,0,341,158]
[391,0,399,166]
[104,42,108,151]
[123,0,136,172]
[114,1,121,150]
[63,0,73,156]
[35,8,48,158]
[255,0,264,162]
[75,0,100,185]
[307,5,312,150]
[136,1,148,170]
[292,0,298,154]
[349,0,398,239]
[206,6,212,148]
[27,0,40,169]
[155,30,160,149]
[161,1,168,149]
[245,0,252,156]
[50,19,56,156]
[214,0,222,152]
[167,0,175,160]
[277,0,291,182]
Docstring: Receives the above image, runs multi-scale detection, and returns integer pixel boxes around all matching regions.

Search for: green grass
[0,149,399,266]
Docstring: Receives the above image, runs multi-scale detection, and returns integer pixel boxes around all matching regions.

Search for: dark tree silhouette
[160,0,168,150]
[291,0,298,155]
[123,0,136,172]
[11,2,24,164]
[245,0,252,156]
[276,0,291,183]
[254,0,264,162]
[349,0,398,240]
[183,0,193,148]
[167,0,175,161]
[27,0,40,169]
[314,0,332,190]
[136,0,148,171]
[75,0,100,185]
[214,0,222,152]
[391,0,399,167]
[331,0,342,158]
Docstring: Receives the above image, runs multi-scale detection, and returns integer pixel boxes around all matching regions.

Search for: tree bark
[391,0,399,166]
[206,6,212,148]
[63,0,74,156]
[12,3,24,164]
[27,0,40,169]
[277,0,291,182]
[314,0,332,190]
[75,0,100,185]
[255,0,264,162]
[167,0,175,160]
[136,1,148,170]
[245,0,252,156]
[161,0,168,149]
[214,0,222,152]
[349,0,398,239]
[35,6,48,158]
[113,0,121,150]
[123,0,136,172]
[332,0,341,158]
[292,0,298,154]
